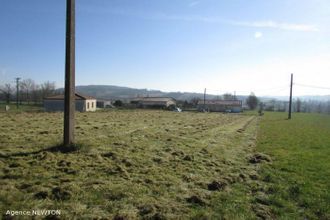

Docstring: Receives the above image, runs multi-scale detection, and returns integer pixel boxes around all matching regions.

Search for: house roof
[132,97,176,102]
[44,93,96,100]
[197,100,242,105]
[97,100,112,102]
[142,97,175,102]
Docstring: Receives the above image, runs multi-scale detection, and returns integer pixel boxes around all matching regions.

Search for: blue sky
[1,0,330,96]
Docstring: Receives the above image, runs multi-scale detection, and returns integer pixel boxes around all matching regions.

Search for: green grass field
[0,110,329,219]
[0,103,43,113]
[256,112,330,219]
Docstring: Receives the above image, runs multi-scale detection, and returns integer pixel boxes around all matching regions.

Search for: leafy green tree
[113,100,123,107]
[223,93,234,100]
[246,93,258,110]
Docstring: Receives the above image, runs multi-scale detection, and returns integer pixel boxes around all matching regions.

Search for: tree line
[0,79,60,104]
[179,93,259,110]
[262,98,330,114]
[1,80,328,114]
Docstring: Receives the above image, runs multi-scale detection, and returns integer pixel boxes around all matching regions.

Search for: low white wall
[85,100,97,112]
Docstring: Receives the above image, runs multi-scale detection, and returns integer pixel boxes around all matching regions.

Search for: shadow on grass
[0,143,88,159]
[47,144,87,153]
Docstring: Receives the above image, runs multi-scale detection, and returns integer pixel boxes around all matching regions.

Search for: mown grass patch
[0,110,261,219]
[256,112,330,219]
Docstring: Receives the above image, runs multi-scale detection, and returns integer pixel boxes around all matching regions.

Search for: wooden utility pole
[203,88,206,111]
[15,77,20,109]
[288,73,293,120]
[63,0,75,146]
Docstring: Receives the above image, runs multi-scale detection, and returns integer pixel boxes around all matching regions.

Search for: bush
[113,100,123,107]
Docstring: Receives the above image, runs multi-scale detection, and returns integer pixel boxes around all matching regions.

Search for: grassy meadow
[0,110,261,219]
[0,109,329,219]
[256,112,330,219]
[0,102,43,113]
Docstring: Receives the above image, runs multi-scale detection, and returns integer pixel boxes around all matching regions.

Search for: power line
[245,86,288,92]
[261,87,289,97]
[206,85,289,95]
[294,83,330,90]
[206,82,329,96]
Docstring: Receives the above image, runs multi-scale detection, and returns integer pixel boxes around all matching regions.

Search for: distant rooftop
[197,100,242,105]
[44,93,96,100]
[131,97,176,102]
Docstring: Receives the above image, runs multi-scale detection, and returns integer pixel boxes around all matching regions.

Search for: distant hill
[57,85,329,102]
[74,85,222,101]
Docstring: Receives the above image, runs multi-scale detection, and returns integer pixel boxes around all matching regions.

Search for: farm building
[44,93,97,112]
[97,100,113,108]
[130,97,176,109]
[197,100,243,113]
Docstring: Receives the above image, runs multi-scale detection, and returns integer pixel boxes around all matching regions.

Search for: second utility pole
[203,88,206,111]
[15,77,21,109]
[288,73,293,120]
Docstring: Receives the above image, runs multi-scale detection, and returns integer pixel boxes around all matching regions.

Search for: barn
[44,93,97,112]
[197,100,243,113]
[131,97,176,109]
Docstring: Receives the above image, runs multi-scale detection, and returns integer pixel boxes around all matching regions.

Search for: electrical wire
[261,87,289,98]
[205,85,289,96]
[294,83,330,90]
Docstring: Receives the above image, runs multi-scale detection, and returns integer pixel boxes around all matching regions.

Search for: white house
[44,93,97,112]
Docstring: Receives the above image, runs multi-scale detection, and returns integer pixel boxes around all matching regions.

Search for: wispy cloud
[148,14,319,32]
[189,1,200,7]
[81,6,319,32]
[229,20,319,32]
[0,68,7,77]
[254,31,263,38]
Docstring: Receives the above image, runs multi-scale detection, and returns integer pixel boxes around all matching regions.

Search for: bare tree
[223,93,234,100]
[41,81,56,99]
[0,84,13,104]
[317,103,322,113]
[31,83,40,104]
[296,98,302,113]
[190,97,201,107]
[270,99,276,111]
[20,79,35,104]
